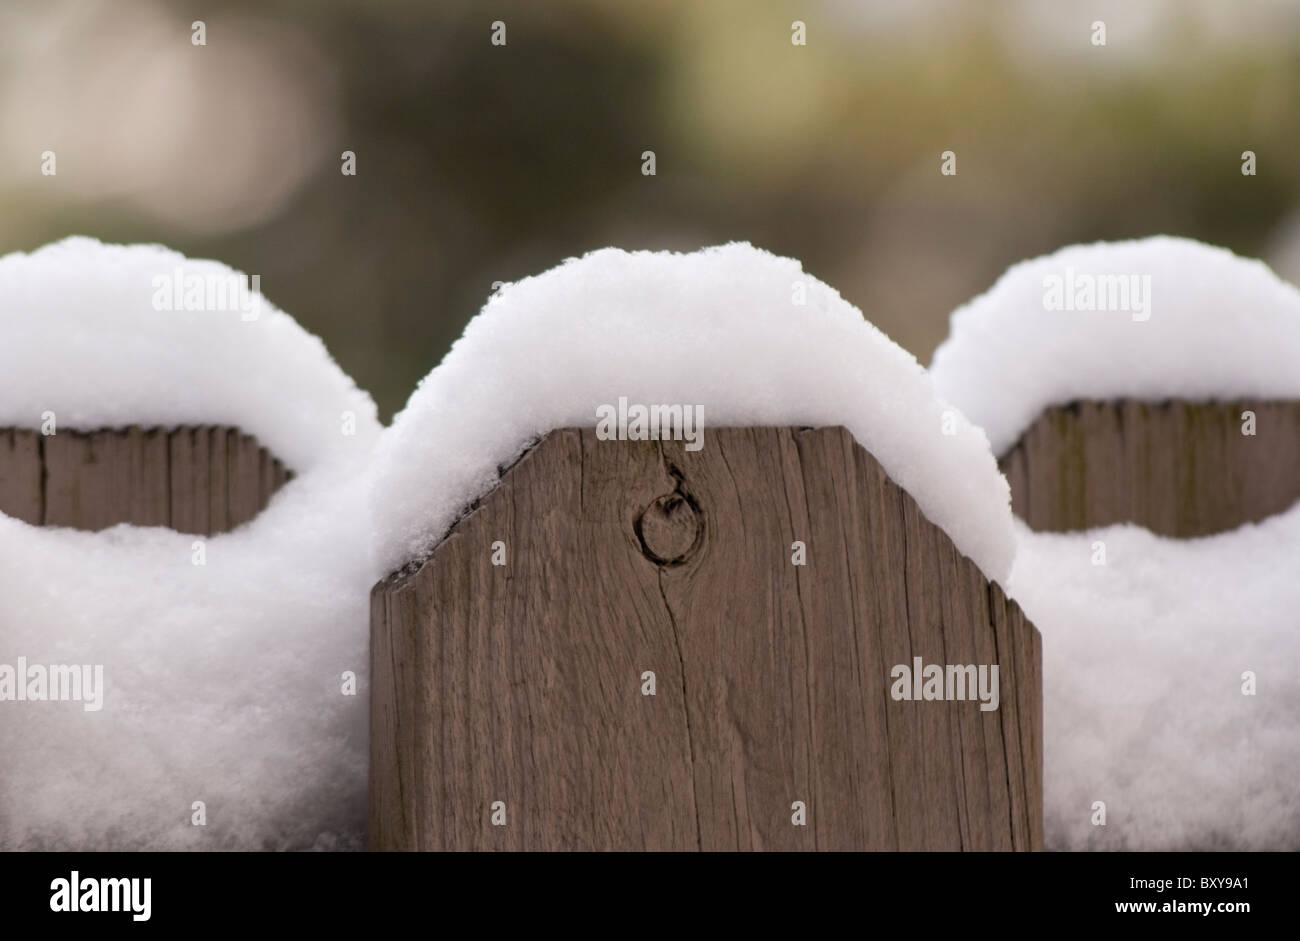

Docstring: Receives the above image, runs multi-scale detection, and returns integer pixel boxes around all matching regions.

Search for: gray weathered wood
[371,426,1042,851]
[1000,400,1300,537]
[0,426,290,534]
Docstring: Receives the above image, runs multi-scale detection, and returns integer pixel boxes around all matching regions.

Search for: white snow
[0,237,380,471]
[931,236,1300,455]
[0,453,377,851]
[1009,514,1300,850]
[369,242,1016,583]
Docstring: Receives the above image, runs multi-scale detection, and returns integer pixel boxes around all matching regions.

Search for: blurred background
[3,0,1300,420]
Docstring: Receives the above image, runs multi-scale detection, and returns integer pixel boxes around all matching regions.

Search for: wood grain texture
[1000,400,1300,537]
[0,428,42,524]
[0,426,290,534]
[371,426,1042,851]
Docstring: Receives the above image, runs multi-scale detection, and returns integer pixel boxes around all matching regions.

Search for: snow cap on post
[931,236,1300,456]
[371,242,1015,583]
[0,237,380,471]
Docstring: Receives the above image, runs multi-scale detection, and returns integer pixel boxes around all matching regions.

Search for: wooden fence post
[370,426,1042,851]
[0,426,290,534]
[999,400,1300,537]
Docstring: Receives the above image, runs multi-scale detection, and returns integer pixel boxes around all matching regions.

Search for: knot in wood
[635,489,703,566]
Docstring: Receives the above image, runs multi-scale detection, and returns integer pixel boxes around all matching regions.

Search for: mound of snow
[0,237,379,471]
[370,242,1015,583]
[931,236,1300,455]
[0,455,377,851]
[1009,514,1300,850]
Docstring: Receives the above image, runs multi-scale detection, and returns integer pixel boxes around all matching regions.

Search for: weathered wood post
[0,425,290,533]
[999,400,1300,537]
[370,426,1042,851]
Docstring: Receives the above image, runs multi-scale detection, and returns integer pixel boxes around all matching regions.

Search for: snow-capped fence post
[1,239,384,850]
[998,400,1300,537]
[927,239,1300,850]
[369,426,1042,851]
[931,239,1300,540]
[0,425,289,533]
